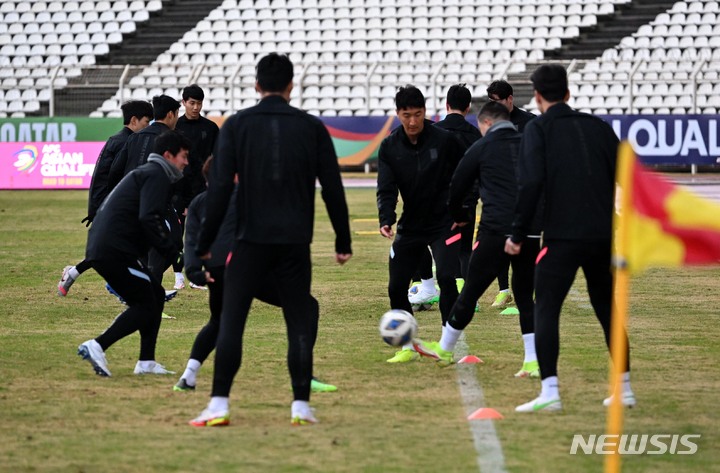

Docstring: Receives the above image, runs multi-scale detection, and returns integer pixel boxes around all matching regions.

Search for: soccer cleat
[173,378,196,392]
[515,396,562,412]
[291,408,318,426]
[57,265,76,296]
[105,283,126,304]
[386,348,419,363]
[603,391,637,408]
[408,287,440,305]
[311,377,337,393]
[412,339,454,366]
[491,291,513,308]
[189,409,230,427]
[161,312,176,319]
[514,361,540,378]
[164,290,178,302]
[77,340,111,377]
[189,282,208,290]
[134,361,175,375]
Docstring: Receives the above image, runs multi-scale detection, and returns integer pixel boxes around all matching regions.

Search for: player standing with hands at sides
[77,131,190,377]
[377,85,465,363]
[506,64,634,412]
[58,100,154,296]
[190,53,352,427]
[413,101,542,376]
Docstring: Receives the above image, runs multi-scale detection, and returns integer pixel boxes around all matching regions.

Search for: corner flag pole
[605,141,634,473]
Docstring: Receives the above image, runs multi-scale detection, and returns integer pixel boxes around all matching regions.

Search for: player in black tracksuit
[191,54,352,427]
[57,101,154,297]
[507,65,633,412]
[377,86,465,363]
[108,95,183,284]
[414,102,541,374]
[76,131,190,377]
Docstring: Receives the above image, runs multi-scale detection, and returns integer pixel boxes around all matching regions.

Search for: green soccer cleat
[515,396,562,413]
[491,291,513,308]
[173,378,196,392]
[189,409,230,427]
[311,377,338,393]
[386,348,419,363]
[514,361,540,378]
[412,339,454,366]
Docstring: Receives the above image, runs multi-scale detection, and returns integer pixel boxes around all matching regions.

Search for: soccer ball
[379,309,418,347]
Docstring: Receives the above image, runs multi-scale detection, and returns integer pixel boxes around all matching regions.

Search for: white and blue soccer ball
[379,309,418,347]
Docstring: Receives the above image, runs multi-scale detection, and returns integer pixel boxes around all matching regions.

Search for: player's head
[152,130,191,172]
[486,80,514,113]
[255,53,294,96]
[476,101,511,136]
[445,84,472,114]
[530,64,569,111]
[181,84,204,120]
[121,100,153,132]
[152,95,181,129]
[395,85,426,143]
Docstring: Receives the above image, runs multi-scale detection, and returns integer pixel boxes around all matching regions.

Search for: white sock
[137,360,156,370]
[439,323,462,352]
[541,376,560,400]
[421,278,436,293]
[208,396,229,413]
[69,266,80,279]
[175,272,184,282]
[291,400,311,416]
[620,371,632,395]
[522,333,537,363]
[181,359,201,386]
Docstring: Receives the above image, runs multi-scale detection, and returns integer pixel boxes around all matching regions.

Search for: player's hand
[504,237,522,255]
[204,271,215,283]
[81,216,92,227]
[336,253,352,265]
[380,225,394,239]
[451,221,468,231]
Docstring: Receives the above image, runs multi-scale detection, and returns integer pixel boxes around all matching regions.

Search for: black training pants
[448,233,538,334]
[388,228,461,324]
[211,241,316,402]
[534,239,630,379]
[92,257,165,360]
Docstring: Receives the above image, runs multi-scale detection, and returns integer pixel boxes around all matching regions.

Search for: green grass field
[0,188,718,473]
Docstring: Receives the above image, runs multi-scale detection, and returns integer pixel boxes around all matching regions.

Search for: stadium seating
[0,0,718,117]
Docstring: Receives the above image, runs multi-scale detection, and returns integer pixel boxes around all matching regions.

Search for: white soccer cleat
[58,265,76,296]
[408,287,439,305]
[77,339,111,377]
[515,396,562,413]
[603,391,636,408]
[134,361,175,375]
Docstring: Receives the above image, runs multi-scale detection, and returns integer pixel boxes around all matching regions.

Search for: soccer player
[506,64,634,412]
[57,100,153,297]
[77,131,191,377]
[413,101,541,378]
[172,84,219,290]
[377,85,465,363]
[484,79,538,309]
[189,53,352,427]
[174,157,338,394]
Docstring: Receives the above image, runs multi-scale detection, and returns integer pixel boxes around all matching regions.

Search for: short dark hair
[486,80,514,100]
[152,94,180,121]
[395,85,426,110]
[530,64,569,102]
[256,53,294,93]
[477,101,511,122]
[182,84,204,101]
[446,84,472,111]
[120,100,153,125]
[152,130,192,156]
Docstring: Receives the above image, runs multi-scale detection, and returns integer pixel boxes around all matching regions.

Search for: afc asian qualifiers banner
[0,142,104,190]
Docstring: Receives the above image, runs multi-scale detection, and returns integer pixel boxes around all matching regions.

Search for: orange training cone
[458,355,483,364]
[467,408,504,420]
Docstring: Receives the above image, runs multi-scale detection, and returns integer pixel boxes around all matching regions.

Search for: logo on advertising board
[1,142,104,189]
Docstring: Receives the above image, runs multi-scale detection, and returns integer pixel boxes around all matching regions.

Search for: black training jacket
[175,115,219,211]
[449,125,525,235]
[434,113,482,149]
[197,95,352,255]
[377,120,465,236]
[86,160,177,261]
[107,121,171,191]
[512,103,619,243]
[510,106,536,133]
[86,126,132,221]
